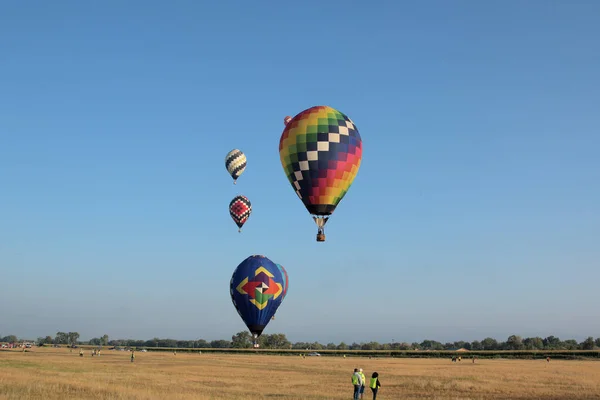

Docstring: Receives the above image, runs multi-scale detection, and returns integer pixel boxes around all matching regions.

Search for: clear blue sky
[2,1,599,344]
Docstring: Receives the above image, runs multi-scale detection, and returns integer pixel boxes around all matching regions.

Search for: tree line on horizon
[2,332,600,351]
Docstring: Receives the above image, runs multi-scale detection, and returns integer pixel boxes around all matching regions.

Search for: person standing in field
[359,368,366,399]
[369,372,381,400]
[131,351,135,363]
[352,368,363,400]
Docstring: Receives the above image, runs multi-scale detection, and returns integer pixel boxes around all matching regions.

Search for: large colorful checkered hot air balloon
[230,255,286,347]
[279,106,363,242]
[225,149,246,184]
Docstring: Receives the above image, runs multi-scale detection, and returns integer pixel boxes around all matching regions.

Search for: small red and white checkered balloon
[229,195,252,232]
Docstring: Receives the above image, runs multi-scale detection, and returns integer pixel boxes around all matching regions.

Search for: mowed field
[2,348,600,399]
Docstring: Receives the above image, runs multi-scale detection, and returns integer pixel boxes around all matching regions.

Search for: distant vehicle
[140,349,147,352]
[307,352,321,356]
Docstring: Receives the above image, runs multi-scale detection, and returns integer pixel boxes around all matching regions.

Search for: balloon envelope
[284,116,292,125]
[230,255,285,338]
[275,263,289,299]
[225,149,247,183]
[229,195,252,231]
[279,106,362,241]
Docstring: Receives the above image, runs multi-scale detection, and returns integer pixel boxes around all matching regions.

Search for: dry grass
[1,347,600,399]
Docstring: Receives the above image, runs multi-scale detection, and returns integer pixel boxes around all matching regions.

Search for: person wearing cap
[359,368,366,399]
[351,368,363,400]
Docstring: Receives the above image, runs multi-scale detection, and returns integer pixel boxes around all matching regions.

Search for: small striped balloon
[225,149,247,184]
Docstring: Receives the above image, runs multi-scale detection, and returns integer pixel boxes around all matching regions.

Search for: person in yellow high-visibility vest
[351,368,363,400]
[359,368,366,399]
[369,372,381,400]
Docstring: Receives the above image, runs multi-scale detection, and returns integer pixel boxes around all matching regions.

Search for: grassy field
[1,347,600,399]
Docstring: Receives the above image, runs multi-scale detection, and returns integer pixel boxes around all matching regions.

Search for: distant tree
[410,342,420,350]
[196,339,210,348]
[481,337,498,350]
[543,336,561,349]
[361,342,380,350]
[311,342,323,350]
[505,335,524,350]
[595,338,600,348]
[523,337,544,350]
[420,340,443,350]
[55,332,68,345]
[210,340,231,348]
[326,343,337,350]
[580,337,595,350]
[443,342,454,350]
[336,342,348,350]
[453,341,468,350]
[381,343,391,350]
[396,342,411,350]
[265,334,290,349]
[349,342,361,350]
[67,332,80,346]
[563,339,578,350]
[101,335,109,346]
[89,338,101,346]
[232,331,252,348]
[470,340,482,350]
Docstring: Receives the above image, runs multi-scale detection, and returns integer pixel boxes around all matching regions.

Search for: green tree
[231,331,252,348]
[543,336,561,349]
[337,342,348,350]
[361,342,381,350]
[310,342,323,350]
[523,337,544,350]
[481,337,498,350]
[210,340,231,348]
[67,332,80,346]
[563,339,578,350]
[580,337,595,350]
[55,332,68,345]
[470,340,482,350]
[420,340,443,350]
[101,335,109,346]
[1,335,18,343]
[505,335,524,350]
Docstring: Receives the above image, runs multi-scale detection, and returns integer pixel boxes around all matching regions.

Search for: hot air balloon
[225,149,246,184]
[279,105,362,242]
[271,263,289,321]
[229,195,252,232]
[284,116,292,125]
[230,255,286,347]
[275,263,289,300]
